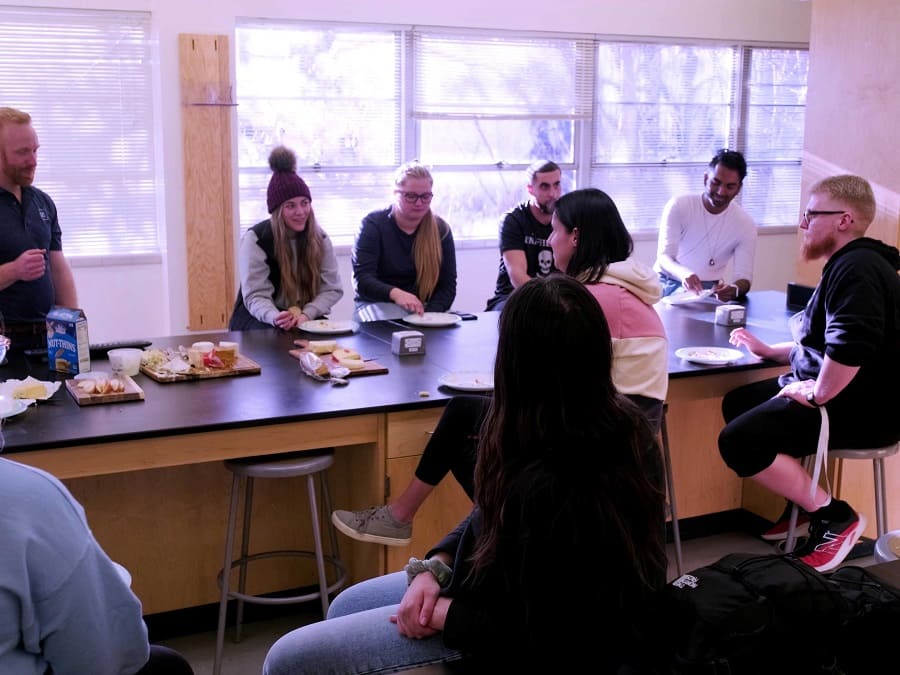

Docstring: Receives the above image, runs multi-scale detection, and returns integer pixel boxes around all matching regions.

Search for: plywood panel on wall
[179,34,236,330]
[797,0,900,284]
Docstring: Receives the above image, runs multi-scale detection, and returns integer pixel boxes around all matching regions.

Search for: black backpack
[665,552,849,675]
[828,563,900,674]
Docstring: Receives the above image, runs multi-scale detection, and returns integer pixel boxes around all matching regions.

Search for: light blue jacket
[0,457,150,675]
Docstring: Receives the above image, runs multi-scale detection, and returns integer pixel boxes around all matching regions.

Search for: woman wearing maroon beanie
[229,146,343,331]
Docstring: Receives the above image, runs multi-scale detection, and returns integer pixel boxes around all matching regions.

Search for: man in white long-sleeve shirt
[654,148,757,303]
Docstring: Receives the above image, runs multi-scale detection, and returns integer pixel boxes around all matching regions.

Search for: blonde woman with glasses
[352,161,457,321]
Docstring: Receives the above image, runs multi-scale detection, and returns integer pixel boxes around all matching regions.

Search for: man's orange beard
[0,151,35,188]
[801,231,837,262]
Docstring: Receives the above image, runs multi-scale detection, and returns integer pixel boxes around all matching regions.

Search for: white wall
[7,0,812,341]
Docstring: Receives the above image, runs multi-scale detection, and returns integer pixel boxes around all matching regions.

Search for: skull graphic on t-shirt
[538,249,553,276]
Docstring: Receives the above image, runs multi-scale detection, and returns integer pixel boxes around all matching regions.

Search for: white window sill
[70,252,164,268]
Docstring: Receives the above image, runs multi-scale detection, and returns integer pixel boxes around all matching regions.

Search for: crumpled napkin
[0,376,63,405]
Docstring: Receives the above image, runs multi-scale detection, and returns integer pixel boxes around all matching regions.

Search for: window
[411,30,590,239]
[591,42,808,231]
[235,22,402,246]
[0,6,159,259]
[235,21,807,246]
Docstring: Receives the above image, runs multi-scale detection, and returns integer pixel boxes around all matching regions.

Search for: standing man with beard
[0,107,78,350]
[718,174,900,573]
[484,159,562,311]
[654,148,756,301]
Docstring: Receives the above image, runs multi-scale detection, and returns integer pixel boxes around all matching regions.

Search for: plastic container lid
[874,530,900,563]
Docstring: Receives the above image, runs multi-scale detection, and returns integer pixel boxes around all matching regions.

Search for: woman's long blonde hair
[394,161,447,302]
[270,205,324,307]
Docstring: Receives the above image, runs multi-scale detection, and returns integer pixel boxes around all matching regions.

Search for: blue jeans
[262,571,465,674]
[658,273,718,297]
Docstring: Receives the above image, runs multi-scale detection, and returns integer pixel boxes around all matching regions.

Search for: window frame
[234,20,808,248]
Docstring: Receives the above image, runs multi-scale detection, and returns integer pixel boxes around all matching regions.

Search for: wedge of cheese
[336,357,366,371]
[214,345,237,368]
[332,347,360,361]
[308,340,337,355]
[12,382,47,399]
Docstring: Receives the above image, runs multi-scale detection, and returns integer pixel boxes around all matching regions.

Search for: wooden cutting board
[288,349,389,377]
[140,354,262,382]
[66,375,145,405]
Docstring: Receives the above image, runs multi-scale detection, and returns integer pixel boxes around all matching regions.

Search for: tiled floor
[158,528,875,675]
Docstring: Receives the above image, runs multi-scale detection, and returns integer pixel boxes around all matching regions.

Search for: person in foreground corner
[0,449,194,674]
[264,275,668,674]
[718,174,900,573]
[351,161,457,321]
[229,145,342,331]
[331,187,668,548]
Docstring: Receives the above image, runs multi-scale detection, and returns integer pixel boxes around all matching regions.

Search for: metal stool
[213,449,347,675]
[659,404,684,577]
[783,442,899,554]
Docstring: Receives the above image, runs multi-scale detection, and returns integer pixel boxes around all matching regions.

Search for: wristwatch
[806,391,822,407]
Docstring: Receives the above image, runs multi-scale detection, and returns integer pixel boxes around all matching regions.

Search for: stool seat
[224,451,335,478]
[214,448,346,675]
[830,445,899,461]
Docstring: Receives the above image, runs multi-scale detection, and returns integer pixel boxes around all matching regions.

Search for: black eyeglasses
[803,210,846,223]
[395,191,433,204]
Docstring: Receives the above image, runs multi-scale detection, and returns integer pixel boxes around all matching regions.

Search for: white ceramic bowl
[107,348,143,376]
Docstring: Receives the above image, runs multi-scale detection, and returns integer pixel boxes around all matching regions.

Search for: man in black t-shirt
[484,160,562,311]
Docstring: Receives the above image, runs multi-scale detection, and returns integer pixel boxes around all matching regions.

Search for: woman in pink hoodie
[550,187,668,430]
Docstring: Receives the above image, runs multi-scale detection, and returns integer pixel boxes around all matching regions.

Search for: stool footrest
[217,550,347,605]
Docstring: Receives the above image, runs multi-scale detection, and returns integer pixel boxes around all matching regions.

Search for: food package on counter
[298,351,330,378]
[46,306,91,374]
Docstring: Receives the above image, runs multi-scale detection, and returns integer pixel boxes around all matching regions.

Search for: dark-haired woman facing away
[263,275,668,674]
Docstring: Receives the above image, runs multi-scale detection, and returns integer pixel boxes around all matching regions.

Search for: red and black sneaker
[794,510,867,573]
[761,503,810,541]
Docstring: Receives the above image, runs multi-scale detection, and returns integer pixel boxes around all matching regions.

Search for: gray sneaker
[331,506,412,546]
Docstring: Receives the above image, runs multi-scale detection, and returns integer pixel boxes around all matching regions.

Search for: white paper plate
[438,371,494,392]
[675,346,744,365]
[661,288,716,306]
[0,396,29,419]
[299,319,359,335]
[403,312,461,327]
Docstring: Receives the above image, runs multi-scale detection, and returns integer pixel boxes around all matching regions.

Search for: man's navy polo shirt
[0,185,62,321]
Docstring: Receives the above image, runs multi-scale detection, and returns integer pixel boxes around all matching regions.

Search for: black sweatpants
[718,376,898,478]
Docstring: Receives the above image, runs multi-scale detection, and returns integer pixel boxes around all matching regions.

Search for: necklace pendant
[708,258,716,267]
